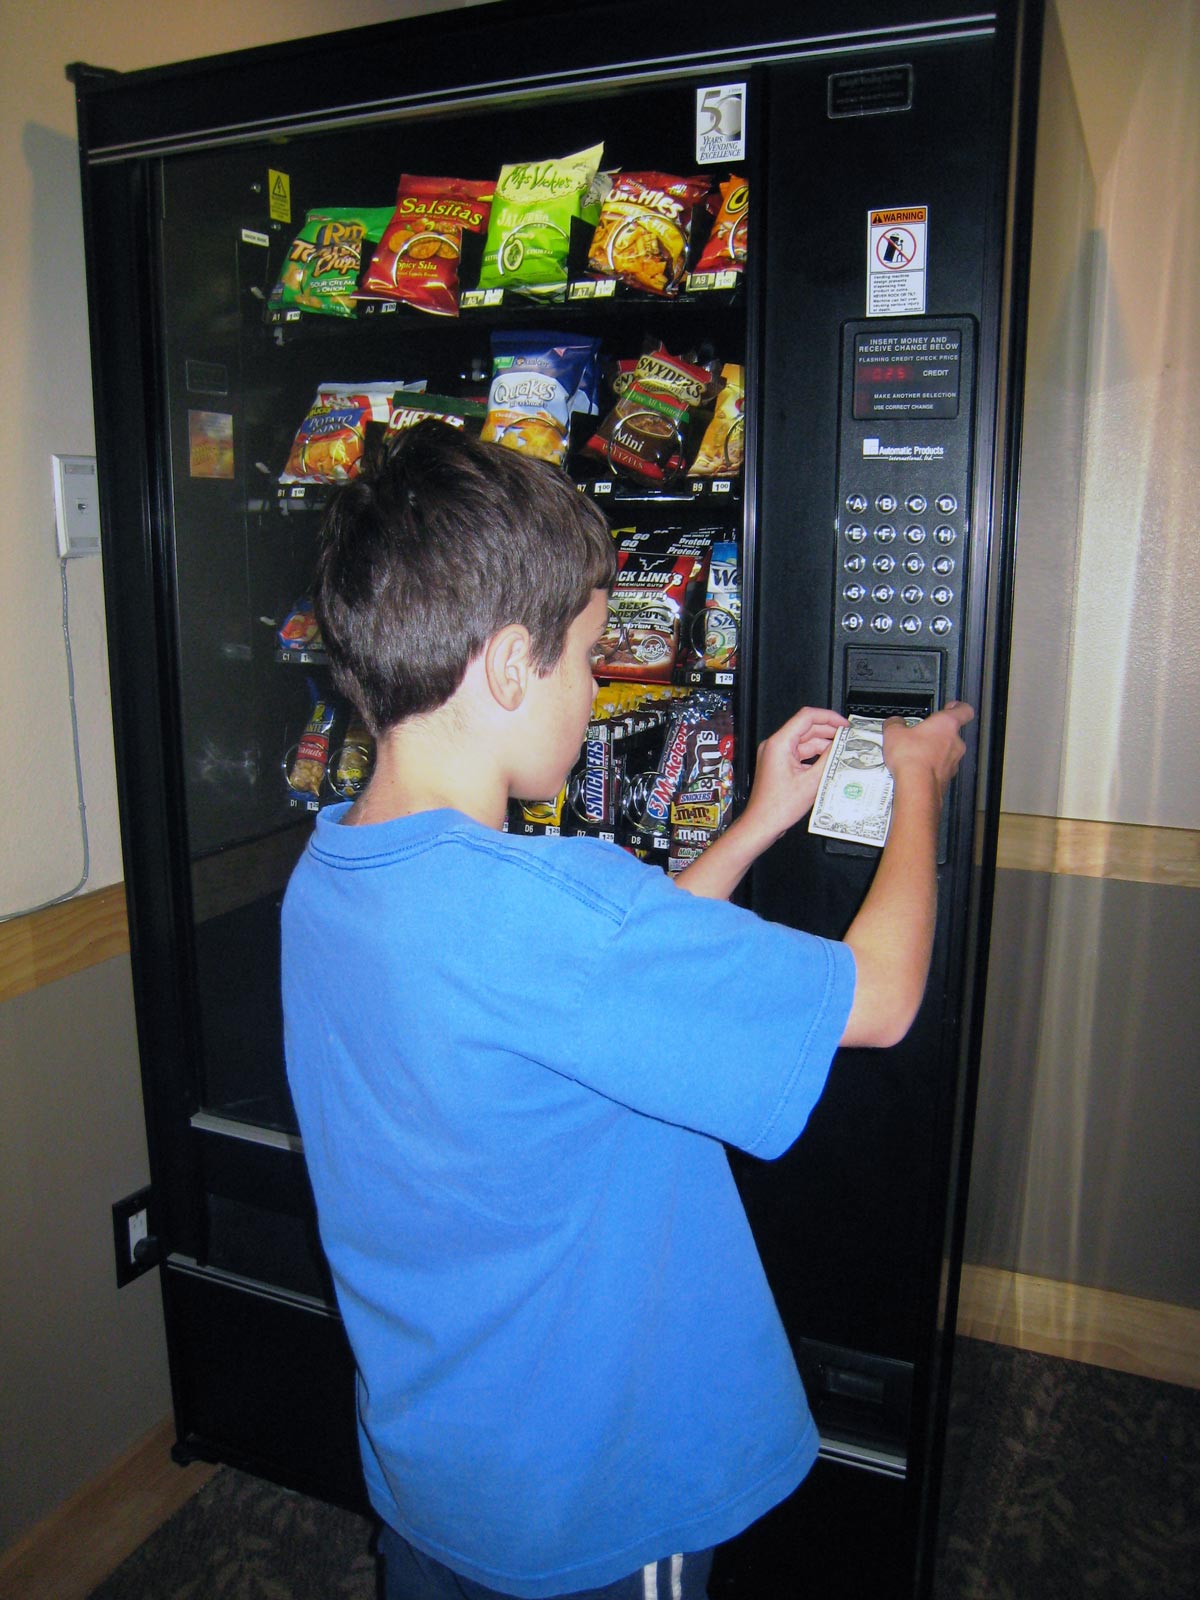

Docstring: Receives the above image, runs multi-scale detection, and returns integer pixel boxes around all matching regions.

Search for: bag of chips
[383,394,488,441]
[277,598,323,655]
[328,714,374,801]
[584,345,717,484]
[360,176,493,317]
[701,541,740,670]
[481,331,601,465]
[279,384,400,483]
[285,684,338,801]
[269,208,395,319]
[478,144,604,299]
[587,172,712,296]
[689,364,745,476]
[693,176,749,275]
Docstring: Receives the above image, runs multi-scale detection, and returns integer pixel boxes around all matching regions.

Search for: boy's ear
[483,623,533,712]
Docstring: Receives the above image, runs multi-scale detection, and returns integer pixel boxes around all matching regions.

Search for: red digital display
[861,363,914,384]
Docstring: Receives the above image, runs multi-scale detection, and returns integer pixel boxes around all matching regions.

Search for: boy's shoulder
[294,804,652,924]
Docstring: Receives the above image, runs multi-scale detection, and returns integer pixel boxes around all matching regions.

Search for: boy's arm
[673,705,847,901]
[839,702,974,1047]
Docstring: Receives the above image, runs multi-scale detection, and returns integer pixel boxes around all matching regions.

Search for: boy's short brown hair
[315,420,616,736]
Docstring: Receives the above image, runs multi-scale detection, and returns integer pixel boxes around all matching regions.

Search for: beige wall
[969,0,1200,1318]
[0,0,480,1557]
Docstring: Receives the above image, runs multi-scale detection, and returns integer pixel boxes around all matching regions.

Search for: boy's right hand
[882,701,974,800]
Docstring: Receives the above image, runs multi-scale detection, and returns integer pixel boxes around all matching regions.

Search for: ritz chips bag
[269,208,394,319]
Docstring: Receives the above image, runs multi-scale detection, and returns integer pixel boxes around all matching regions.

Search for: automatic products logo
[862,439,946,460]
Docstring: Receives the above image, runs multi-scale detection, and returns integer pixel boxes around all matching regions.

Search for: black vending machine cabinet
[71,4,1048,1595]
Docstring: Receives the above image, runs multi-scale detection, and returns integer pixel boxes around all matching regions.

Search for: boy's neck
[349,702,511,832]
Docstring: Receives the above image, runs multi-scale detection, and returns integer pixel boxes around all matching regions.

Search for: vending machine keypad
[832,318,976,721]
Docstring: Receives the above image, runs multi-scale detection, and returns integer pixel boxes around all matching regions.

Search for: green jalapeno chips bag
[478,144,603,299]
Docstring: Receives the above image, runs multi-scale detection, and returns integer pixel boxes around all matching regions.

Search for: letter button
[874,523,897,544]
[876,493,899,514]
[934,524,957,545]
[845,523,868,544]
[905,493,928,514]
[935,493,958,515]
[846,492,869,514]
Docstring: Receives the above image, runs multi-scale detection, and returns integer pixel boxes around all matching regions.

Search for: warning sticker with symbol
[268,169,292,226]
[867,205,927,317]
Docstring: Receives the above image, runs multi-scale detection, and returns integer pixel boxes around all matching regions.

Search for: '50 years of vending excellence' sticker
[696,84,746,164]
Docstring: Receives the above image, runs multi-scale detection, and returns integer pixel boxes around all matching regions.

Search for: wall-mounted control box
[51,454,101,559]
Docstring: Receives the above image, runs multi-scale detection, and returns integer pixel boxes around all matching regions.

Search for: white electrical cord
[0,559,91,922]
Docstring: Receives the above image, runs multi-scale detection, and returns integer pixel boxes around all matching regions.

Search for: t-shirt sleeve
[545,852,856,1159]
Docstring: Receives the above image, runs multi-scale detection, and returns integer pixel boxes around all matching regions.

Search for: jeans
[378,1523,714,1600]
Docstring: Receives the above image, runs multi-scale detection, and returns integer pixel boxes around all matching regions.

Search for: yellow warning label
[268,169,291,225]
[870,207,927,225]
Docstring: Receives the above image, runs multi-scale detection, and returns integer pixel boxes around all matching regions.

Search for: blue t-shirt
[282,807,855,1597]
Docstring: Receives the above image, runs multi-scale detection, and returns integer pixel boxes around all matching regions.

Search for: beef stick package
[593,528,712,682]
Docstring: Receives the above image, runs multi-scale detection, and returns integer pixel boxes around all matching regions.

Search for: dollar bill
[808,715,898,847]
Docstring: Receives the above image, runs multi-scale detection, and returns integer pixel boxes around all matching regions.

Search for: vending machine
[71,2,1055,1593]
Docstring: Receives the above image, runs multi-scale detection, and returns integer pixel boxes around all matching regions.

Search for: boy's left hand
[673,705,847,901]
[741,705,849,845]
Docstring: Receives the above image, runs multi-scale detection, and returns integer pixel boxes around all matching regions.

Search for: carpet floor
[87,1341,1199,1600]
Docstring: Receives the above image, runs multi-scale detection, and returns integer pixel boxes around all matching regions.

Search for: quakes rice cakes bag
[478,144,603,299]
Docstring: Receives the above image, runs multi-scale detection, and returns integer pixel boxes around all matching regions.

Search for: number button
[873,553,896,575]
[932,585,954,607]
[870,614,894,634]
[871,583,895,605]
[903,552,926,575]
[843,583,866,603]
[843,612,864,632]
[901,583,924,605]
[844,552,866,573]
[932,555,955,576]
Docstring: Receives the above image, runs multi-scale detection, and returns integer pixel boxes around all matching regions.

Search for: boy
[281,421,972,1600]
